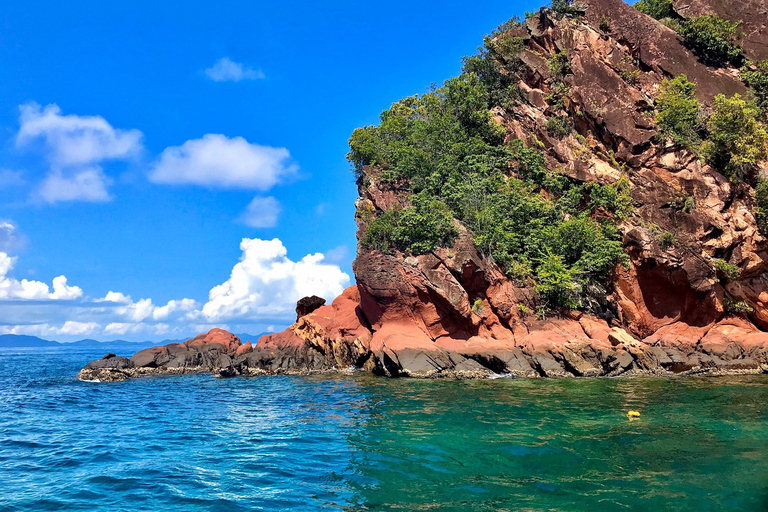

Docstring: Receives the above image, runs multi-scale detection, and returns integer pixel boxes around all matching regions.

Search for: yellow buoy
[627,410,641,418]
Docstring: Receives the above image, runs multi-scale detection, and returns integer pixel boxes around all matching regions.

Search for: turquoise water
[1,349,768,511]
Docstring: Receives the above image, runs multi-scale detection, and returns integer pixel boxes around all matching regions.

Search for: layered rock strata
[80,0,768,381]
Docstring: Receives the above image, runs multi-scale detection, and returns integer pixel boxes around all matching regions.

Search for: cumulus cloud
[16,103,143,204]
[239,196,281,228]
[17,103,143,167]
[37,168,111,204]
[0,252,82,300]
[0,238,348,340]
[205,57,265,82]
[149,134,297,190]
[197,238,350,323]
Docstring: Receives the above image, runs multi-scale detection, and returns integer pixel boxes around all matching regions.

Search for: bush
[723,298,753,314]
[680,15,745,67]
[655,75,702,148]
[658,231,676,250]
[551,0,583,19]
[703,93,768,179]
[587,176,634,220]
[535,252,581,309]
[361,195,457,255]
[633,0,674,20]
[741,60,768,111]
[712,259,740,281]
[755,179,768,234]
[598,16,611,33]
[546,116,571,138]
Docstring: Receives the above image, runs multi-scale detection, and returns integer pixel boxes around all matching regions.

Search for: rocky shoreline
[78,292,768,382]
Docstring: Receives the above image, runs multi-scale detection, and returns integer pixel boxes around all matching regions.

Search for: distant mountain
[0,332,268,349]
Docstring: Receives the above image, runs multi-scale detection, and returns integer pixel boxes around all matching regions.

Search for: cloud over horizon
[0,235,349,341]
[204,57,265,82]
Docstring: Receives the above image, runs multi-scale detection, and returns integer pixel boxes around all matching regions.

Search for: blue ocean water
[1,348,768,511]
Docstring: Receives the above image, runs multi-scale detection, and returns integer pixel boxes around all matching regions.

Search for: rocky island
[79,0,768,382]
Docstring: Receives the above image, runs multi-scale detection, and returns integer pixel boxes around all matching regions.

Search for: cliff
[80,0,768,381]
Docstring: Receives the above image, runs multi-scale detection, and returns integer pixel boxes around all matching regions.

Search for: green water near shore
[3,349,768,511]
[346,375,768,511]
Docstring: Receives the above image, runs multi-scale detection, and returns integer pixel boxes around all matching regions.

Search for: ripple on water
[2,350,768,511]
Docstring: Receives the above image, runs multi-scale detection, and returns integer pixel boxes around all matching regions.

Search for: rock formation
[80,0,768,382]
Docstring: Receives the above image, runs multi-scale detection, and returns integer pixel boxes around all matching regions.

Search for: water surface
[1,348,767,511]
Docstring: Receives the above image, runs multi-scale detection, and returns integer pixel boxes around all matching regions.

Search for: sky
[0,0,543,341]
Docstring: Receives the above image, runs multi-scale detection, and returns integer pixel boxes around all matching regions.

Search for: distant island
[1,333,263,350]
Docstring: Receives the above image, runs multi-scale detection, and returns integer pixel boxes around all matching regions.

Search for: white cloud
[17,103,143,167]
[37,168,111,204]
[197,238,350,322]
[16,103,143,204]
[149,134,297,190]
[323,245,349,265]
[0,252,82,300]
[0,221,26,253]
[59,321,99,336]
[0,238,348,340]
[240,196,281,228]
[205,57,264,82]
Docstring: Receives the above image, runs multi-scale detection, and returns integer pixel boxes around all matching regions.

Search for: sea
[1,347,768,511]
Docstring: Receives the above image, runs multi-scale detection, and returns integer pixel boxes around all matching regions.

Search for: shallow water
[1,348,768,511]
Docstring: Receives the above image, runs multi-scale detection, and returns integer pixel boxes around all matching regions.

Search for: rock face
[80,0,768,382]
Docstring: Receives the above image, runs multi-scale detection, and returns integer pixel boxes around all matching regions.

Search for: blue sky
[0,0,543,341]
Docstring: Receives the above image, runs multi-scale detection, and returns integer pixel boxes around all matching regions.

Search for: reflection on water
[1,349,768,511]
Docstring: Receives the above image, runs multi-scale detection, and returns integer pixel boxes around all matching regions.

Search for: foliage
[703,93,768,179]
[723,297,753,314]
[655,75,702,148]
[349,32,631,311]
[616,56,641,85]
[680,15,745,67]
[633,0,674,20]
[740,60,768,111]
[712,259,740,281]
[755,179,768,234]
[461,21,526,111]
[361,194,457,255]
[586,176,634,220]
[548,51,572,79]
[471,298,485,315]
[546,116,571,138]
[658,231,676,250]
[535,252,581,309]
[598,16,611,33]
[551,0,583,19]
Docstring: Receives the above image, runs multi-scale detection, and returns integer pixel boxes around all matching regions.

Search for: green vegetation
[551,0,583,19]
[658,231,676,250]
[546,116,571,138]
[462,20,526,110]
[616,56,641,85]
[703,94,768,179]
[680,15,745,67]
[471,298,485,315]
[724,297,754,315]
[360,194,457,255]
[348,28,630,310]
[712,259,740,282]
[633,0,674,20]
[741,61,768,111]
[598,16,611,33]
[654,75,702,148]
[755,179,768,234]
